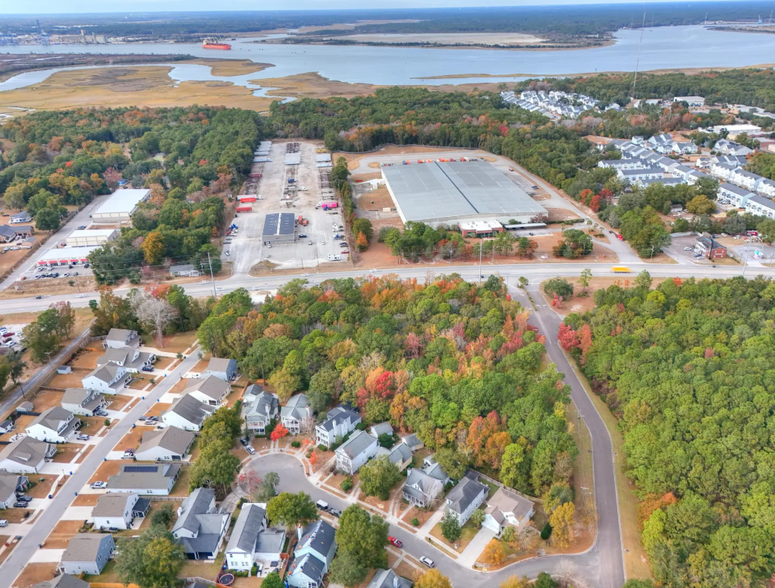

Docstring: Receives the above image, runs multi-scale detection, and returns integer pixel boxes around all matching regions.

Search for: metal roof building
[37,246,99,266]
[65,229,118,247]
[92,189,150,224]
[262,213,296,243]
[382,160,548,226]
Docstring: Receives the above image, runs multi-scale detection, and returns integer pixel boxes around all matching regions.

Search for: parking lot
[0,323,27,353]
[227,140,349,274]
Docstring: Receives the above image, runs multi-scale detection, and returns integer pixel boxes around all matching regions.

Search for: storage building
[91,189,150,224]
[36,246,99,266]
[65,229,118,247]
[262,213,296,244]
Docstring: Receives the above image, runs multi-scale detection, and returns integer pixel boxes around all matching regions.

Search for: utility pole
[478,242,483,286]
[207,252,217,299]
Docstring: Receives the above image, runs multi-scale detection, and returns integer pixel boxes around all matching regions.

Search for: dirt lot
[145,402,170,417]
[52,444,81,464]
[154,356,176,371]
[145,331,198,354]
[116,426,154,452]
[31,390,64,413]
[355,185,394,212]
[401,506,435,528]
[45,520,84,548]
[88,460,121,484]
[190,359,210,374]
[2,508,35,523]
[47,370,89,389]
[108,394,133,411]
[127,375,150,390]
[67,348,103,369]
[71,493,100,506]
[12,562,58,588]
[0,415,34,442]
[79,416,105,435]
[0,247,32,276]
[542,276,668,316]
[27,474,59,498]
[0,276,98,300]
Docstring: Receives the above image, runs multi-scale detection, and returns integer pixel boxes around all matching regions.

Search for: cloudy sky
[1,0,736,15]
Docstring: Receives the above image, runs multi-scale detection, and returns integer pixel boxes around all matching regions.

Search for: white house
[135,426,195,462]
[9,211,32,224]
[26,407,79,443]
[162,394,216,432]
[445,474,489,526]
[58,534,115,576]
[103,328,140,349]
[335,430,378,475]
[108,463,181,495]
[0,473,28,509]
[714,139,753,157]
[183,375,230,407]
[718,183,756,207]
[61,388,107,417]
[225,503,267,571]
[241,385,279,435]
[729,168,761,191]
[758,178,775,198]
[287,520,337,588]
[81,364,130,394]
[92,493,150,530]
[0,437,55,474]
[315,405,360,448]
[617,167,665,186]
[746,195,775,220]
[709,162,739,181]
[172,487,230,560]
[281,394,312,435]
[482,487,535,535]
[204,357,238,382]
[96,346,155,373]
[674,96,705,106]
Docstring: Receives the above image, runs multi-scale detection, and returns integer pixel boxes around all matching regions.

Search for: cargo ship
[202,37,231,50]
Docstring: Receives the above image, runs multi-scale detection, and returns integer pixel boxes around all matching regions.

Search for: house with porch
[172,487,230,560]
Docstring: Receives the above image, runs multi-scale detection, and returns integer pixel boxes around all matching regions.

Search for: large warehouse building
[65,228,118,247]
[91,189,150,224]
[262,213,296,244]
[37,246,99,266]
[382,160,548,227]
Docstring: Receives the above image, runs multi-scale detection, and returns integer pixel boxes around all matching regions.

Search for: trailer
[319,201,338,209]
[248,173,262,179]
[239,196,257,203]
[236,205,253,213]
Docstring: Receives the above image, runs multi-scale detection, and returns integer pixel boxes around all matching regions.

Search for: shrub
[318,444,328,452]
[291,440,301,448]
[340,476,354,492]
[411,518,420,527]
[541,523,552,540]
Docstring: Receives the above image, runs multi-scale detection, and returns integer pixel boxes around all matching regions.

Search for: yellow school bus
[611,266,631,273]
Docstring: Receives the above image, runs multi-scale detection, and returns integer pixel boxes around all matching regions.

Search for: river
[1,25,774,93]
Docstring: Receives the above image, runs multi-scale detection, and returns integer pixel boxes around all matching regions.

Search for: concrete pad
[28,548,64,563]
[59,506,93,521]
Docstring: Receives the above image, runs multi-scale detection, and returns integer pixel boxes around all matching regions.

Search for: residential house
[729,168,761,191]
[58,534,115,576]
[135,426,195,462]
[316,405,360,448]
[10,211,32,224]
[686,170,710,185]
[482,487,535,534]
[172,487,230,560]
[647,133,697,155]
[0,473,28,509]
[0,418,14,435]
[281,394,312,435]
[335,430,378,475]
[107,463,181,495]
[718,183,756,207]
[617,167,665,186]
[714,139,753,157]
[445,473,489,525]
[204,357,238,382]
[241,386,279,435]
[422,456,451,486]
[11,225,33,238]
[709,162,739,181]
[0,225,17,243]
[758,178,775,198]
[370,422,393,439]
[225,503,267,571]
[92,493,150,530]
[26,407,79,443]
[376,443,413,472]
[96,346,155,373]
[183,375,230,407]
[61,388,107,417]
[162,393,216,432]
[402,455,449,508]
[368,570,413,588]
[81,364,130,394]
[0,437,55,474]
[597,159,645,171]
[746,195,775,220]
[33,574,90,588]
[401,434,424,452]
[170,264,200,278]
[674,96,705,106]
[287,520,337,588]
[103,328,140,349]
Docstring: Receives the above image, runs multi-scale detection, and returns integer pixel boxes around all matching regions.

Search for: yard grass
[83,560,121,584]
[30,390,64,413]
[178,556,223,581]
[153,356,176,370]
[567,400,596,529]
[429,518,479,553]
[13,562,58,588]
[0,415,34,441]
[1,508,34,523]
[394,561,420,581]
[45,520,84,548]
[71,493,100,506]
[79,416,105,435]
[145,402,171,417]
[170,466,192,497]
[108,394,134,411]
[147,331,198,354]
[563,350,652,580]
[26,474,59,498]
[0,535,16,566]
[401,505,434,528]
[128,375,150,390]
[67,348,103,369]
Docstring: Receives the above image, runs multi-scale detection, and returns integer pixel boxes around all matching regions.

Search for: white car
[77,434,90,441]
[90,481,108,489]
[419,556,435,568]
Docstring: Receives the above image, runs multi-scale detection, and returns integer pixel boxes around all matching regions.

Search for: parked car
[239,438,249,447]
[15,495,32,503]
[389,536,403,548]
[0,520,8,527]
[12,502,27,509]
[329,508,342,518]
[78,225,87,230]
[95,409,108,417]
[77,434,90,441]
[420,557,435,568]
[684,247,693,251]
[141,366,154,372]
[90,481,108,489]
[245,445,255,455]
[316,500,329,511]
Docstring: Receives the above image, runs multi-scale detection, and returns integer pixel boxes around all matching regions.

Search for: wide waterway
[1,25,774,92]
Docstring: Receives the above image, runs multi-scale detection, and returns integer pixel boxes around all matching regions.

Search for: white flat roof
[94,189,150,216]
[67,229,117,239]
[38,246,99,262]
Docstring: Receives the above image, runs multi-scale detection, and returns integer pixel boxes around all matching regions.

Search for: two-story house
[225,503,267,571]
[718,183,756,207]
[162,394,216,432]
[172,487,230,560]
[445,473,489,526]
[58,534,115,576]
[205,357,238,382]
[281,394,312,435]
[183,375,230,406]
[287,520,337,588]
[315,405,360,448]
[103,328,140,349]
[81,364,130,394]
[482,487,535,535]
[135,426,195,462]
[61,388,107,417]
[242,385,279,435]
[26,407,79,443]
[403,469,444,508]
[91,493,150,530]
[96,346,155,373]
[0,437,55,474]
[335,430,378,475]
[0,473,28,509]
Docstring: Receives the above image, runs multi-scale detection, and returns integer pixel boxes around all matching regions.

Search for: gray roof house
[445,474,489,526]
[422,456,451,485]
[81,364,130,395]
[368,569,413,588]
[108,463,181,495]
[482,487,535,534]
[287,520,337,588]
[58,534,115,576]
[204,357,238,382]
[170,264,200,278]
[226,503,267,571]
[281,394,312,435]
[33,574,90,588]
[103,328,140,349]
[377,443,413,472]
[370,422,394,438]
[92,493,150,530]
[172,487,230,560]
[0,437,55,474]
[242,386,279,435]
[0,225,16,243]
[315,405,360,448]
[61,388,107,417]
[0,473,28,509]
[403,468,444,508]
[162,393,216,432]
[10,211,32,224]
[96,346,155,373]
[135,426,195,462]
[335,429,378,475]
[401,434,424,452]
[26,407,79,443]
[184,375,230,406]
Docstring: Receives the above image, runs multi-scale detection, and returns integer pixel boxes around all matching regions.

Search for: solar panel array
[123,465,159,473]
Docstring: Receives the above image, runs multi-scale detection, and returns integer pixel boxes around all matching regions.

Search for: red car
[389,536,403,548]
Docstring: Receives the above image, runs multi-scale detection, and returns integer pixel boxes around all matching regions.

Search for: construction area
[227,140,350,274]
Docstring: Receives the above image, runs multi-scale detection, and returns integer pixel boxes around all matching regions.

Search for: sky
[0,0,744,16]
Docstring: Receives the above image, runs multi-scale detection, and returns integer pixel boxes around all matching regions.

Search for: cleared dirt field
[52,444,81,464]
[144,331,198,354]
[79,416,105,435]
[542,276,668,316]
[115,426,154,452]
[154,356,176,370]
[67,348,103,369]
[47,370,88,389]
[12,562,58,588]
[108,394,133,411]
[88,460,121,484]
[71,493,100,506]
[145,402,170,417]
[27,474,59,498]
[2,508,34,523]
[45,520,84,548]
[0,414,34,441]
[0,276,98,300]
[31,390,64,413]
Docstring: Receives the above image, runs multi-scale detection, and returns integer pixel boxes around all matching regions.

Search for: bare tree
[131,292,178,347]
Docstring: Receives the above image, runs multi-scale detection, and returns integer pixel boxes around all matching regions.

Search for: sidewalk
[457,527,496,567]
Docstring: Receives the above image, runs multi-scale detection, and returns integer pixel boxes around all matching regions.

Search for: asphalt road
[244,454,601,587]
[4,350,202,587]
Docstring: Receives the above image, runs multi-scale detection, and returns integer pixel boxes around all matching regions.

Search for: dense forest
[562,276,775,587]
[196,277,577,498]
